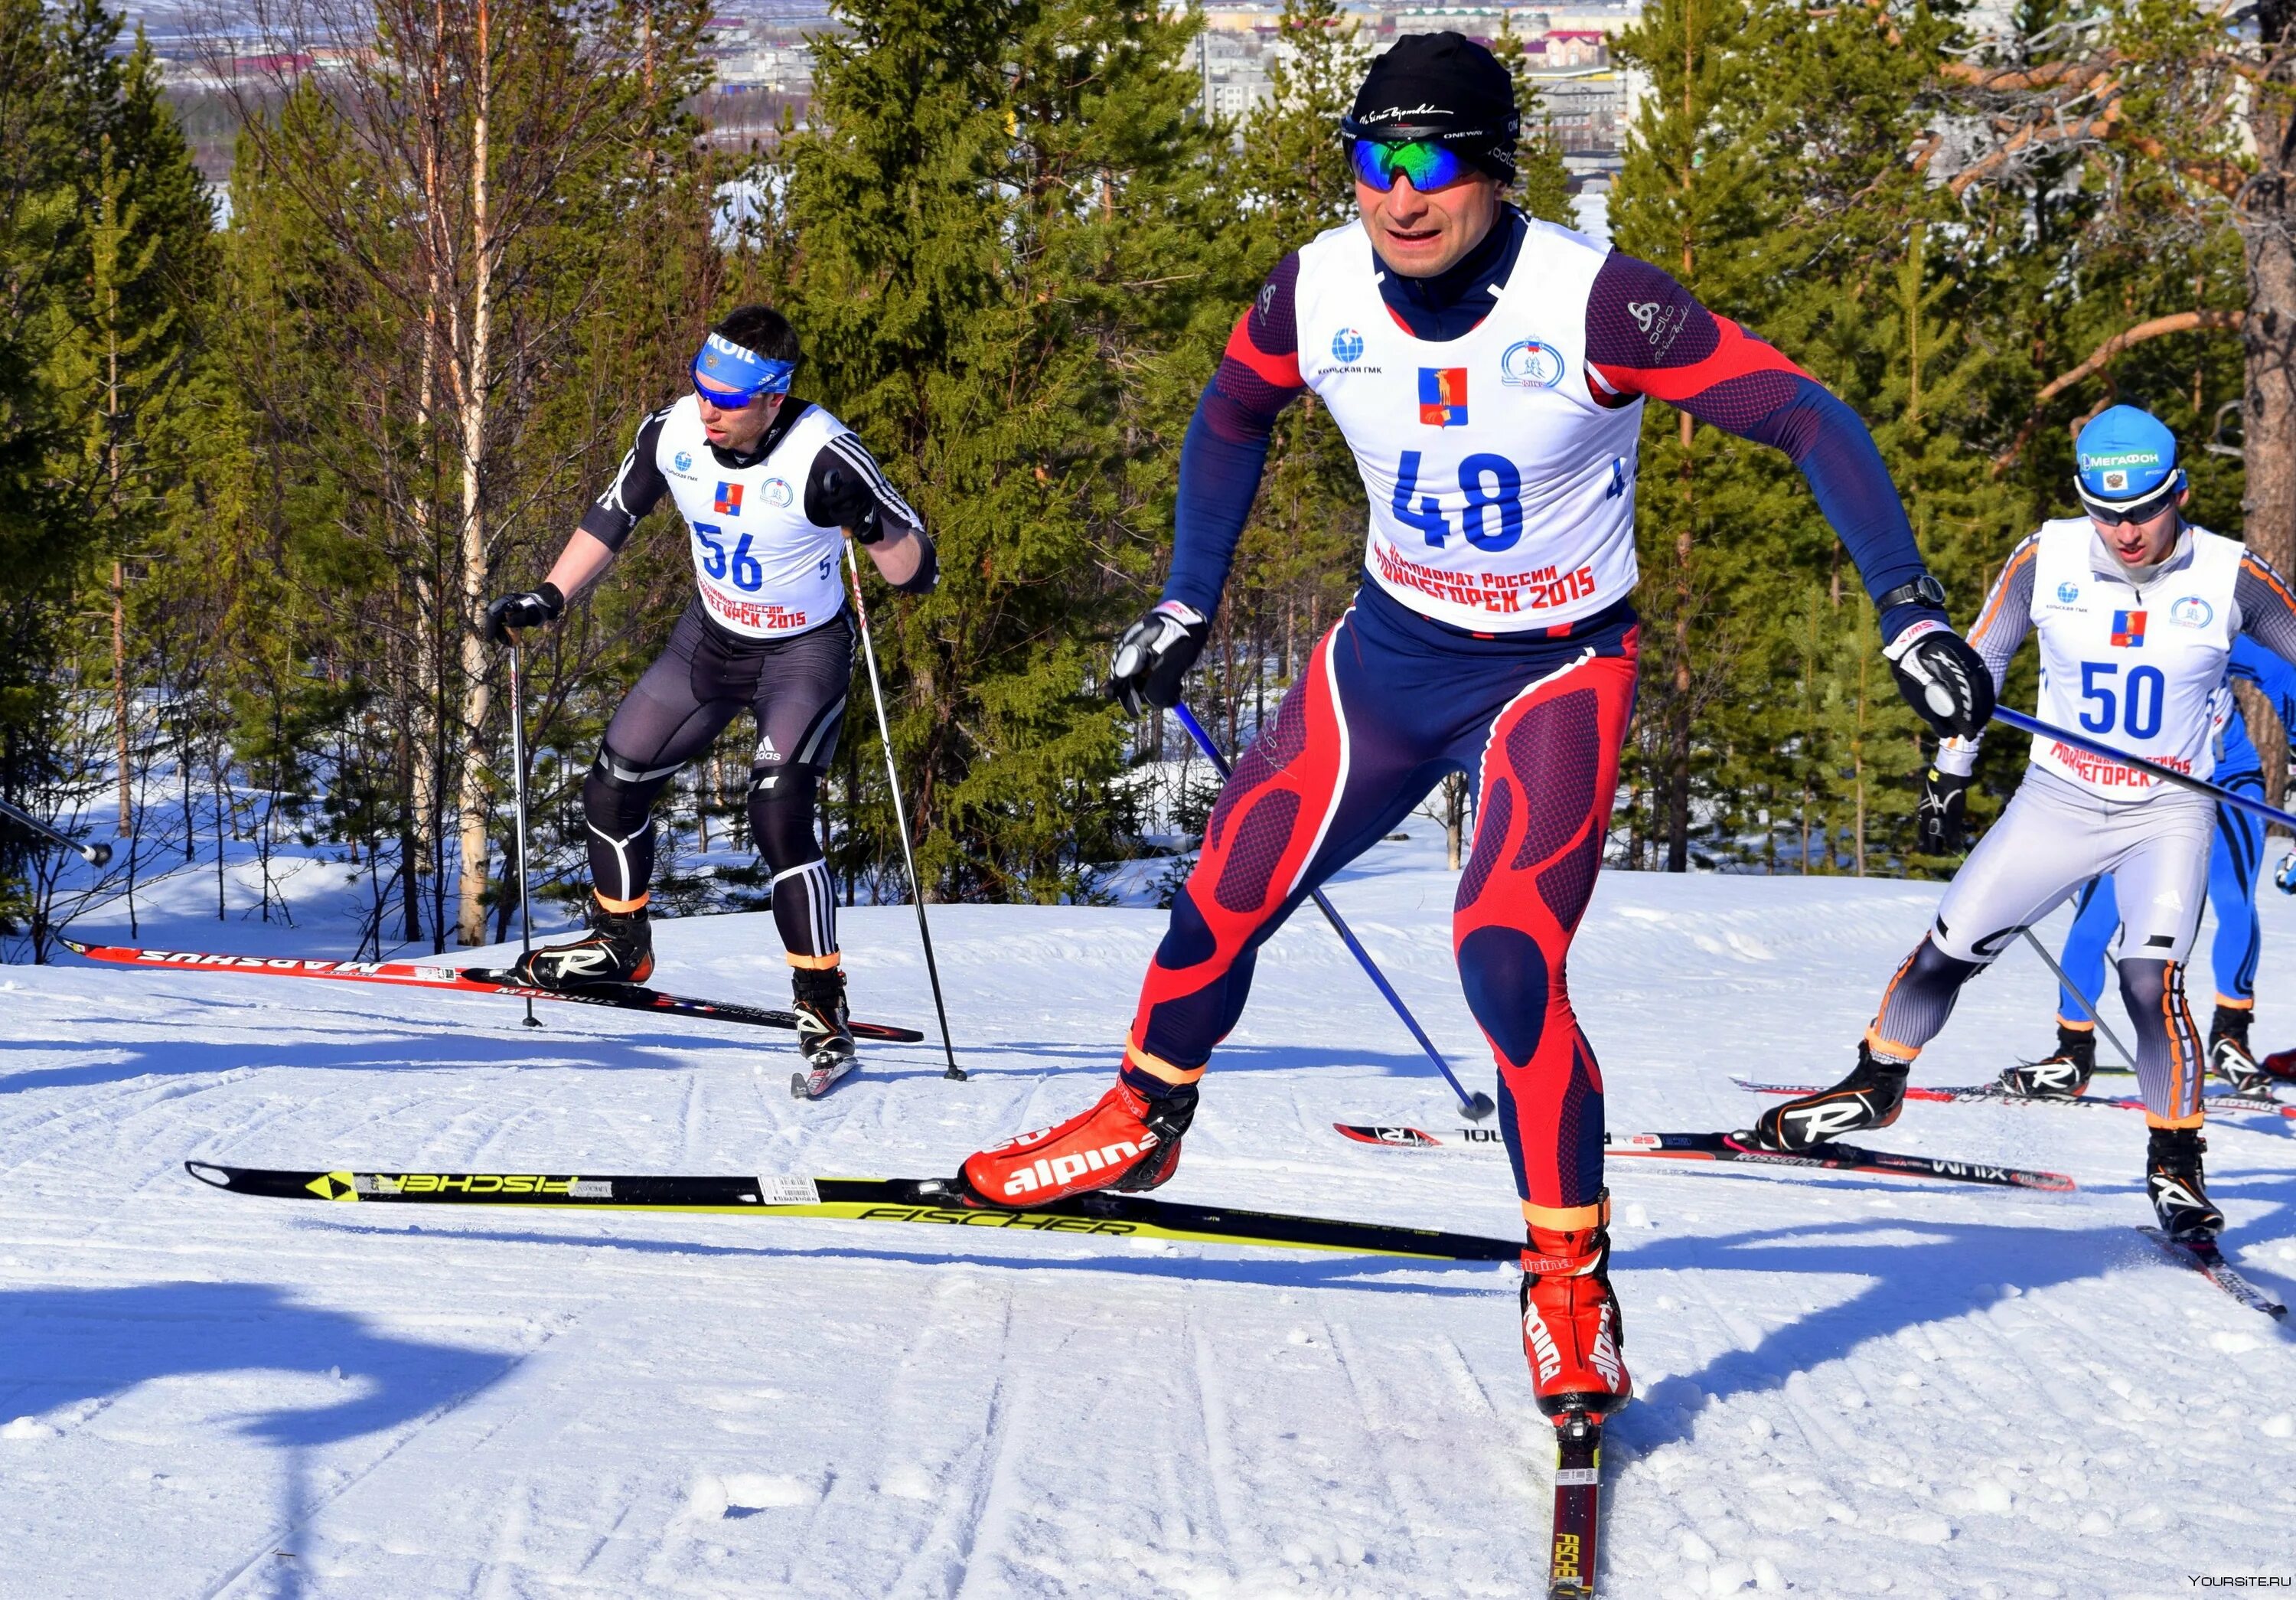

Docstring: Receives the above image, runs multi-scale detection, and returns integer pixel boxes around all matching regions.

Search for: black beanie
[1342,32,1519,183]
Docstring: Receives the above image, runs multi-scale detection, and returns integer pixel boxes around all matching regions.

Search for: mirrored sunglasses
[1349,138,1469,194]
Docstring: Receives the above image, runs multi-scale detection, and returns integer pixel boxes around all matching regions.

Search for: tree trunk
[113,560,129,835]
[2242,51,2296,812]
[1666,411,1694,870]
[1443,771,1465,870]
[454,0,497,946]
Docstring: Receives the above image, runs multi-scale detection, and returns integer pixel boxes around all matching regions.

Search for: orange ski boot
[1521,1195,1631,1419]
[957,1080,1195,1207]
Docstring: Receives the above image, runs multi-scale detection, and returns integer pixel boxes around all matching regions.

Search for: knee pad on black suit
[747,764,823,871]
[751,764,835,959]
[584,750,672,905]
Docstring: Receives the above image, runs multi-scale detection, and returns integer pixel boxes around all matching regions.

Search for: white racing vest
[2026,518,2243,795]
[1291,219,1645,632]
[652,395,851,638]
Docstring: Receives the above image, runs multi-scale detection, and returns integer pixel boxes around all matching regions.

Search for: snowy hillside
[6,836,2295,1598]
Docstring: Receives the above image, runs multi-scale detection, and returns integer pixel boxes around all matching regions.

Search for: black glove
[483,581,564,646]
[1883,619,1994,740]
[1108,599,1209,717]
[2275,849,2296,896]
[816,462,885,544]
[1916,765,1973,854]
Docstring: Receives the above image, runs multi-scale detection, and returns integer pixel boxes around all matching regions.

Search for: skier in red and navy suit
[957,34,1993,1422]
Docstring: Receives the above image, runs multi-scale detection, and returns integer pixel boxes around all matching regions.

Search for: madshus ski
[65,939,924,1043]
[1334,1124,2076,1191]
[1733,1077,2287,1118]
[184,1162,1520,1261]
[2139,1228,2288,1319]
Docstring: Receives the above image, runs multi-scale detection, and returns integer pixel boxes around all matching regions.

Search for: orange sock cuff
[2144,1109,2206,1130]
[2213,995,2254,1012]
[594,890,648,915]
[786,952,843,971]
[1863,1027,1920,1063]
[2055,1016,2095,1033]
[1523,1197,1608,1233]
[1123,1043,1206,1086]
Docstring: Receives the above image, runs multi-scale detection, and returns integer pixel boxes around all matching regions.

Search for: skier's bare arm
[541,529,619,605]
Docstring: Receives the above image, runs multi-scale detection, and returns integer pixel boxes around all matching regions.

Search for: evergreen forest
[1,0,2285,958]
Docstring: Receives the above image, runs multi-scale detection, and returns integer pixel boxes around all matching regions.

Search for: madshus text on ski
[13,28,2295,1600]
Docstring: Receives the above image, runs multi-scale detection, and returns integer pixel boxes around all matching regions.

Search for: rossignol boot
[791,964,856,1073]
[1521,1197,1630,1419]
[2001,1022,2096,1100]
[2206,1004,2269,1095]
[957,1079,1195,1207]
[506,903,654,988]
[1754,1043,1910,1151]
[2145,1125,2225,1242]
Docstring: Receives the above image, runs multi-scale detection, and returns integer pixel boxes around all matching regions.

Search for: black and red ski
[62,938,925,1042]
[1605,1131,2075,1190]
[2138,1227,2288,1318]
[1733,1077,2285,1118]
[1335,1124,2075,1190]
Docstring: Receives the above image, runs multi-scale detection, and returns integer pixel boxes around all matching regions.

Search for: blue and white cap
[2074,404,2182,507]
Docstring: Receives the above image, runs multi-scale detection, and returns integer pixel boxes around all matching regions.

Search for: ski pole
[1172,701,1496,1121]
[846,541,965,1081]
[0,795,111,868]
[2017,926,2135,1069]
[1992,706,2296,831]
[504,640,540,1029]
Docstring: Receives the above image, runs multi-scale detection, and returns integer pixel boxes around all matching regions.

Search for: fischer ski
[183,1162,1520,1262]
[1335,1124,2076,1190]
[1733,1077,2284,1117]
[2137,1227,2288,1318]
[1547,1412,1603,1598]
[64,938,924,1043]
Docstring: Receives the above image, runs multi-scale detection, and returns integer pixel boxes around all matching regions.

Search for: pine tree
[1608,0,1779,869]
[1492,12,1578,229]
[784,0,1231,900]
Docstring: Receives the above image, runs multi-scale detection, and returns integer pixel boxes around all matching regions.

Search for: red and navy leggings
[1124,582,1639,1217]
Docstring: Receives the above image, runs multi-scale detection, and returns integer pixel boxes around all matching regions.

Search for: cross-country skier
[483,305,937,1073]
[2004,637,2296,1100]
[1758,405,2296,1240]
[951,34,1991,1423]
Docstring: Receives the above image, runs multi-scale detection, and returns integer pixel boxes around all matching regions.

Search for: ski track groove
[923,1285,1022,1600]
[197,1347,546,1600]
[1186,1301,1249,1582]
[1321,1312,1442,1553]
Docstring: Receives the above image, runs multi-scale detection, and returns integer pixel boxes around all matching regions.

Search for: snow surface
[7,833,2296,1598]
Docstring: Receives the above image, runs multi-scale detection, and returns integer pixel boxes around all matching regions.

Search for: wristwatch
[1875,574,1947,611]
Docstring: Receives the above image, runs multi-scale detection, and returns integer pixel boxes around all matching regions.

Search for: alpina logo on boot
[1522,1302,1562,1384]
[1590,1308,1624,1389]
[1000,1134,1156,1197]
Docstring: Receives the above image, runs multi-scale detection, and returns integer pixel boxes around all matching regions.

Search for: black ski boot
[2001,1022,2095,1099]
[506,903,653,988]
[2206,1004,2269,1095]
[1754,1043,1909,1151]
[791,964,856,1077]
[2145,1125,2225,1241]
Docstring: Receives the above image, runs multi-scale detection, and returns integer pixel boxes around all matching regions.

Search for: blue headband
[692,332,795,407]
